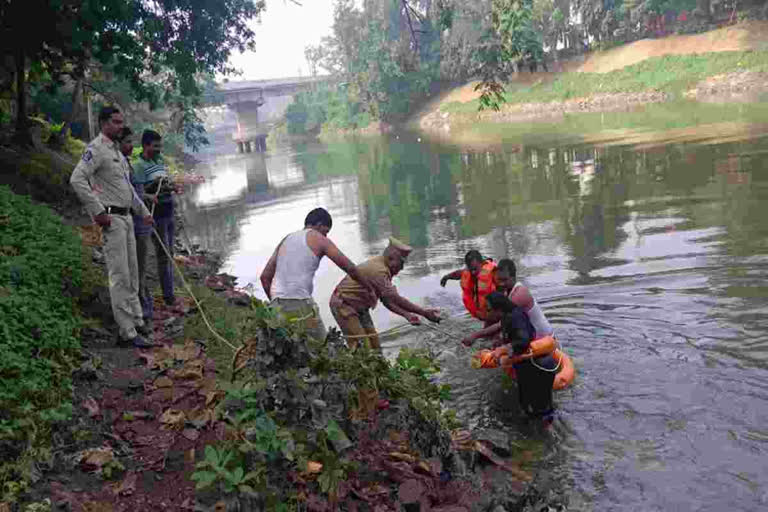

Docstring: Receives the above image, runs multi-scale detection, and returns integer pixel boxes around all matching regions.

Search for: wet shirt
[333,255,398,311]
[70,133,150,219]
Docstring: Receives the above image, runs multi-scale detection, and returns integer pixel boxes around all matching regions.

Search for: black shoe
[136,323,152,337]
[164,297,177,306]
[119,335,154,348]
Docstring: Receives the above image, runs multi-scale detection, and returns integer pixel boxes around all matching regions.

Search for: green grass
[442,51,768,113]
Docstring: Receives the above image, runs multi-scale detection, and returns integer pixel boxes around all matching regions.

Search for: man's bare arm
[320,236,373,290]
[461,322,502,346]
[440,269,464,287]
[260,241,283,300]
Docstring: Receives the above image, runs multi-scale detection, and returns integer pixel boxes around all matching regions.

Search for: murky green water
[182,116,768,510]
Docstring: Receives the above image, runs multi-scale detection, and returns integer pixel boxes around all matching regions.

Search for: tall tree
[0,0,266,146]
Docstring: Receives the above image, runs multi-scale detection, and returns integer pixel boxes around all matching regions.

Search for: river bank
[0,131,558,510]
[414,21,768,148]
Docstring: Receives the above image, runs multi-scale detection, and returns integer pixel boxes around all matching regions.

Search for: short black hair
[305,207,332,229]
[118,127,133,141]
[142,129,162,147]
[486,291,534,353]
[98,106,121,124]
[464,250,483,267]
[497,258,517,278]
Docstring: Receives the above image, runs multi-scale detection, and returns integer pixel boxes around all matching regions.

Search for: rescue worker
[121,128,154,327]
[260,207,373,341]
[486,291,557,425]
[461,258,553,347]
[439,250,498,326]
[70,106,154,348]
[132,130,178,306]
[330,237,442,349]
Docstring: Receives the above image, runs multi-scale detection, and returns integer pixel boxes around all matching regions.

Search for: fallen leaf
[112,471,137,496]
[159,409,186,430]
[307,461,323,473]
[214,501,227,512]
[388,452,415,463]
[186,406,213,428]
[398,480,425,504]
[172,359,204,380]
[181,428,200,441]
[204,390,225,407]
[415,460,433,475]
[82,397,101,418]
[80,447,115,472]
[154,376,173,388]
[82,502,113,512]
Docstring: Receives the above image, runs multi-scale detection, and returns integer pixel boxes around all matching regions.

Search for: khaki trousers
[102,215,144,339]
[329,293,380,349]
[270,297,327,341]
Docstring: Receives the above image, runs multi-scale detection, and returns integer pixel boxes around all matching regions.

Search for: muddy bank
[417,70,768,149]
[419,91,670,137]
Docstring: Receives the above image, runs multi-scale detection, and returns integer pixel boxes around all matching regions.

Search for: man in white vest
[260,207,373,340]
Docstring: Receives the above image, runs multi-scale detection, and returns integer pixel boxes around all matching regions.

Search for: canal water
[180,113,768,511]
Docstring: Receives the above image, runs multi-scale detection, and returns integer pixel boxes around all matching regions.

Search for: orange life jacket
[460,259,497,320]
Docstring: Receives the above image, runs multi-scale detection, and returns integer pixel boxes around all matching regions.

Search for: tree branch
[402,0,419,52]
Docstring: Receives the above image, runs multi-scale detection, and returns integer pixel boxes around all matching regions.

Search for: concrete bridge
[210,76,328,153]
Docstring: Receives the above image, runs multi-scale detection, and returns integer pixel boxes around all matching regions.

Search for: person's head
[118,127,133,157]
[486,291,532,354]
[383,245,405,276]
[141,130,163,160]
[464,250,484,276]
[495,258,517,292]
[98,106,123,140]
[383,236,412,276]
[304,207,332,235]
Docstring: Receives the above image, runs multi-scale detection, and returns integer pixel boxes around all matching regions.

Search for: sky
[226,0,336,81]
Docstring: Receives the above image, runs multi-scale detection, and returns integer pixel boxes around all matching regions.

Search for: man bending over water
[260,208,373,341]
[461,258,553,347]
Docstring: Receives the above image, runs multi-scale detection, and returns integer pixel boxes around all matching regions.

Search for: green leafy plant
[191,445,263,493]
[0,186,82,499]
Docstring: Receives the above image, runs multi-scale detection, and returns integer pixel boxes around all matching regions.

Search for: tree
[0,0,266,147]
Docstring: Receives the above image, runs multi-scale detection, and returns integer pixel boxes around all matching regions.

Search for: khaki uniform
[70,133,151,340]
[330,255,399,349]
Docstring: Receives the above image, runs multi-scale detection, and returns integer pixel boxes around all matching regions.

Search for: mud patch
[685,70,768,102]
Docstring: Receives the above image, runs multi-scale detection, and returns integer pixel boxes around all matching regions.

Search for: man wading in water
[330,237,442,349]
[260,208,373,341]
[70,106,154,348]
[461,258,554,347]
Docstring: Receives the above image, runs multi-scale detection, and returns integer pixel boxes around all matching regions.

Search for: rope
[129,178,240,354]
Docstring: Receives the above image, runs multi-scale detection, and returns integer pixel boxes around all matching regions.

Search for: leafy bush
[189,298,457,506]
[0,186,82,497]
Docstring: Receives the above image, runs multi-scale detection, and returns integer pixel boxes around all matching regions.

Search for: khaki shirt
[70,133,150,219]
[333,255,398,311]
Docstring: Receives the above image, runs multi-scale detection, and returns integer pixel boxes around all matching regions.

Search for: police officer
[70,106,154,348]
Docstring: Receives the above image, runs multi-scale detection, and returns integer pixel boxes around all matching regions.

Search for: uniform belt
[105,205,130,215]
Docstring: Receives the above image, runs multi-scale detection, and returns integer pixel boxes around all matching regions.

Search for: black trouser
[515,354,557,418]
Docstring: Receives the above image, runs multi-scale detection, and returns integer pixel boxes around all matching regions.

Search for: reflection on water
[181,128,768,511]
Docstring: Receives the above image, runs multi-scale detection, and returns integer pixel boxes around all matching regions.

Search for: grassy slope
[442,51,768,114]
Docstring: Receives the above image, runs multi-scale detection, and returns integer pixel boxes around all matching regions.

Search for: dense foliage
[0,186,83,492]
[186,298,456,506]
[0,0,265,148]
[286,0,766,129]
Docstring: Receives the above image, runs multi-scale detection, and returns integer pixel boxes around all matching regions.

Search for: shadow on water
[181,119,768,511]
